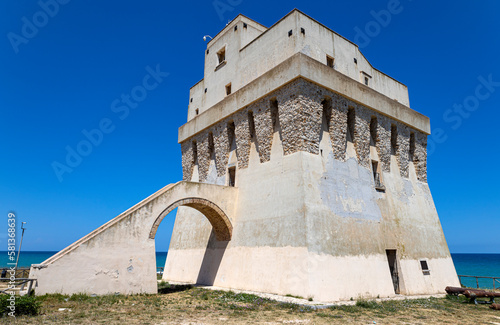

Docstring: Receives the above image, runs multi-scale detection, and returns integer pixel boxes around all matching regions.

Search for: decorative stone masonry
[397,123,410,178]
[179,78,428,183]
[213,122,230,177]
[196,132,210,183]
[376,114,392,173]
[353,104,371,168]
[234,110,251,169]
[330,93,348,161]
[149,197,233,241]
[277,80,324,156]
[252,99,273,163]
[181,141,195,181]
[414,131,428,182]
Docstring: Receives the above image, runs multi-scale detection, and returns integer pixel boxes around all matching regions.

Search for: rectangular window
[391,124,398,156]
[327,56,334,68]
[195,108,199,115]
[225,83,232,96]
[420,259,430,275]
[409,132,415,162]
[217,47,226,64]
[228,166,236,187]
[347,108,355,142]
[270,99,279,132]
[370,116,377,146]
[372,160,385,192]
[365,77,369,86]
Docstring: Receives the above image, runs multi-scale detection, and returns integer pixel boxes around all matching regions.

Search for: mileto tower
[31,9,459,301]
[164,9,459,301]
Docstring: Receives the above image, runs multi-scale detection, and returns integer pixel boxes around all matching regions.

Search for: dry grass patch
[1,285,499,324]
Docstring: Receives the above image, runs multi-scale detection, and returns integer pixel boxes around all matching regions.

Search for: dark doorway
[386,249,400,294]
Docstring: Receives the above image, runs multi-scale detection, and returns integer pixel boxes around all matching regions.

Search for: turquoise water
[1,252,498,289]
[451,253,500,289]
[0,251,168,269]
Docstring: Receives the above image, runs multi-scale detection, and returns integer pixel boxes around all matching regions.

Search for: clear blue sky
[1,0,499,253]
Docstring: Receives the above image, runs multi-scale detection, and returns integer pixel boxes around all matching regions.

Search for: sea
[1,252,499,289]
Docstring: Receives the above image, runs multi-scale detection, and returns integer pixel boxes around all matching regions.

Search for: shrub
[0,294,42,316]
[355,299,380,309]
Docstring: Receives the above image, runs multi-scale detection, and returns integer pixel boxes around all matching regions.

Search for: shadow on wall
[196,230,228,285]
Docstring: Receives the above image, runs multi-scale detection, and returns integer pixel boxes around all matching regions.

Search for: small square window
[420,260,430,275]
[243,23,247,28]
[217,47,226,64]
[326,56,334,68]
[225,83,232,96]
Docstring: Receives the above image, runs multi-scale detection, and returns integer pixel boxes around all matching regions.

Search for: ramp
[30,181,238,295]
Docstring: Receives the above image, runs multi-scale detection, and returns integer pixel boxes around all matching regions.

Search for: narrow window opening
[234,25,238,31]
[248,111,256,139]
[326,56,334,68]
[319,98,332,149]
[270,99,279,133]
[227,121,236,148]
[206,49,209,55]
[420,260,430,275]
[322,98,332,130]
[365,77,369,86]
[208,132,215,159]
[370,116,378,146]
[409,132,415,162]
[372,160,385,192]
[354,58,357,64]
[217,47,226,64]
[301,27,305,35]
[225,83,232,96]
[347,108,355,142]
[205,88,208,93]
[192,140,198,164]
[228,166,236,187]
[190,98,193,103]
[288,30,293,37]
[195,108,199,115]
[391,124,398,155]
[243,23,247,28]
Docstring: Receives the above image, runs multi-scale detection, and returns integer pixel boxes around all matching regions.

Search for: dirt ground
[3,285,500,324]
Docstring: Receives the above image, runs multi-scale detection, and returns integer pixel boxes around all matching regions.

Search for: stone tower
[163,9,459,301]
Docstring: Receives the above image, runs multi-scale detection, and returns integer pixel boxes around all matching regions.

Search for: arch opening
[149,198,232,241]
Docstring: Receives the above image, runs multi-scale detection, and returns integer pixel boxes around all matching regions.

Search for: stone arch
[149,197,232,241]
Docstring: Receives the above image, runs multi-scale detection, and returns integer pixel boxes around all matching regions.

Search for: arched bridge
[30,181,238,295]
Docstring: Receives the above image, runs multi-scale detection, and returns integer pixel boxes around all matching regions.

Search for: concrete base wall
[164,140,459,302]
